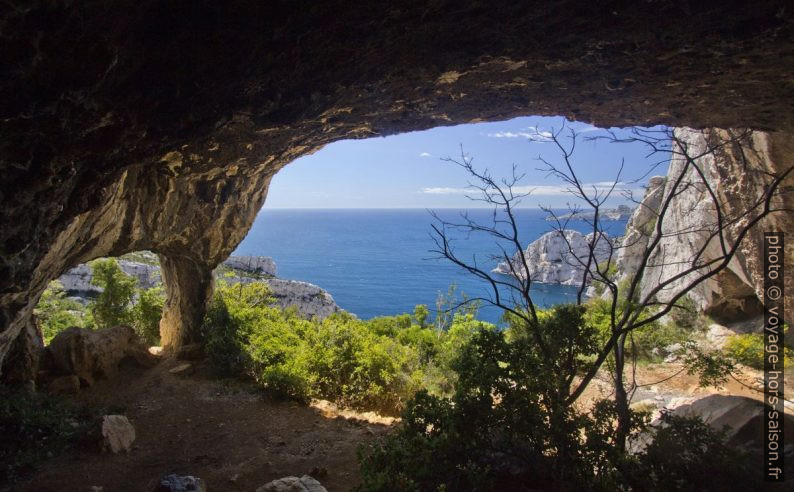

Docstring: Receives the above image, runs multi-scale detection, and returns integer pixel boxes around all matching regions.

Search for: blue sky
[263,116,669,209]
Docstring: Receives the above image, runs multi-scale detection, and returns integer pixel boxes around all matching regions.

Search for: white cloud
[419,152,432,157]
[484,126,554,141]
[420,181,638,196]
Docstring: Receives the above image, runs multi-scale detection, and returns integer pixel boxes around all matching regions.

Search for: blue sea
[234,209,628,325]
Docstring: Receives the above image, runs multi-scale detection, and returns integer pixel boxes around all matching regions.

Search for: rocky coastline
[57,254,341,320]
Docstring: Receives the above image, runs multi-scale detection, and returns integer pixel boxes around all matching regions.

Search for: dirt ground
[18,358,391,492]
[17,353,791,492]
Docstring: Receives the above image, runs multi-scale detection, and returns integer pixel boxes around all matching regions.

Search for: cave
[2,1,794,379]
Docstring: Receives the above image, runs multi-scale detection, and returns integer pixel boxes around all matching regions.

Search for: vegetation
[356,321,754,491]
[201,281,493,415]
[89,258,137,329]
[723,329,793,370]
[35,281,93,344]
[34,258,165,345]
[0,387,102,485]
[131,286,165,345]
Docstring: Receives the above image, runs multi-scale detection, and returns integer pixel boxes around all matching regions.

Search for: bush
[0,387,99,485]
[200,283,487,415]
[356,320,638,491]
[357,314,760,491]
[36,258,166,344]
[131,286,164,345]
[34,281,93,343]
[89,258,136,329]
[724,331,793,369]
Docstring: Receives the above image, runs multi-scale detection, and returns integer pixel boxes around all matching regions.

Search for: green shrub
[89,258,136,329]
[201,289,247,377]
[131,286,164,345]
[0,387,99,485]
[357,313,759,491]
[34,281,93,343]
[357,319,640,491]
[199,282,488,415]
[724,331,793,369]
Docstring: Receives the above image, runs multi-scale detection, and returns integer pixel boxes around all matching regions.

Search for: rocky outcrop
[2,3,794,373]
[264,279,341,320]
[223,256,277,277]
[59,261,161,297]
[46,325,158,386]
[665,395,794,452]
[613,176,667,286]
[614,129,793,323]
[494,230,612,286]
[55,256,340,320]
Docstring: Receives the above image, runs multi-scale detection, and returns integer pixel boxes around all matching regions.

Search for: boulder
[257,475,327,492]
[156,474,206,492]
[660,395,793,453]
[101,415,136,453]
[47,325,158,385]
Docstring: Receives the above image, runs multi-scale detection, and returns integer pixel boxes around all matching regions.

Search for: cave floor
[19,358,391,492]
[17,352,790,492]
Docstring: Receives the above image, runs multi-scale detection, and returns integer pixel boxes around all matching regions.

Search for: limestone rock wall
[616,129,793,322]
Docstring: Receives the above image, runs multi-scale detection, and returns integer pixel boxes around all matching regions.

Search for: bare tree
[430,124,792,450]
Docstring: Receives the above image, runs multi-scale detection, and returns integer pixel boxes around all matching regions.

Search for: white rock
[56,256,340,320]
[494,229,613,286]
[256,475,327,492]
[223,255,277,276]
[101,415,135,453]
[264,279,341,319]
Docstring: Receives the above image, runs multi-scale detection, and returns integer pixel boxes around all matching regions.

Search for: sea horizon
[235,208,629,324]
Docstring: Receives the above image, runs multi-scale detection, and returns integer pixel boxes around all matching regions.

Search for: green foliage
[36,258,167,345]
[413,304,430,328]
[357,320,645,491]
[34,281,93,343]
[585,297,694,361]
[592,260,618,296]
[358,314,755,491]
[723,330,793,370]
[89,258,136,329]
[131,286,164,345]
[0,387,99,485]
[200,282,489,414]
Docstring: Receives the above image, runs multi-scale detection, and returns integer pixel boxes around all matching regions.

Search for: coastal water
[234,209,628,325]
